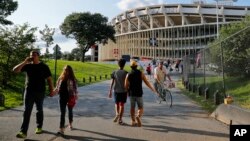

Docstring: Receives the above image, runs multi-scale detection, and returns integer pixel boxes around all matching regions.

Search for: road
[0,73,229,141]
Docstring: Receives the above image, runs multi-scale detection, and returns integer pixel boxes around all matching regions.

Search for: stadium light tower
[215,0,219,39]
[214,0,238,39]
[214,0,238,95]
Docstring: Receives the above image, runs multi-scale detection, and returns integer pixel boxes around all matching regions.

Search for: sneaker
[35,128,43,134]
[16,132,27,138]
[136,116,142,127]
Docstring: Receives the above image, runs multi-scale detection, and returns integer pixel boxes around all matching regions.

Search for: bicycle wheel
[162,89,172,107]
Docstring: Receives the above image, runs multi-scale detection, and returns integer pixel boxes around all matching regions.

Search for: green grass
[185,76,250,111]
[47,60,121,86]
[1,60,129,111]
[176,80,217,113]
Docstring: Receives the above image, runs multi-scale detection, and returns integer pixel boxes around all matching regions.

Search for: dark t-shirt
[21,62,52,92]
[59,80,70,100]
[128,69,143,97]
[111,69,128,93]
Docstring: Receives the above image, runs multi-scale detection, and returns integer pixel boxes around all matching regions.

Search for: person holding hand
[13,50,54,139]
[51,65,78,135]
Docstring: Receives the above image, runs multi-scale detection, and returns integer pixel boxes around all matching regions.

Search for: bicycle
[155,82,173,108]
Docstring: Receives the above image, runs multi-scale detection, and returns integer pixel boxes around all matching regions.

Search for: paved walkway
[0,72,229,141]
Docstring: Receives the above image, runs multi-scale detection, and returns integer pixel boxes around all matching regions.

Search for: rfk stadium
[94,0,250,61]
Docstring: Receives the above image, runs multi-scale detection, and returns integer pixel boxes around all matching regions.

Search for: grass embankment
[0,60,126,111]
[178,76,250,113]
[177,80,217,113]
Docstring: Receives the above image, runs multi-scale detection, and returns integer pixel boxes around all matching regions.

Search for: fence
[82,74,111,85]
[182,26,250,109]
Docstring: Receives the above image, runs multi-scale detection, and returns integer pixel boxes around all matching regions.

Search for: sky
[7,0,250,54]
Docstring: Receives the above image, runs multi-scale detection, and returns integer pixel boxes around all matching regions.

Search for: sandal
[131,121,137,126]
[57,130,64,136]
[118,120,125,125]
[57,128,65,136]
[113,115,119,122]
[68,125,73,130]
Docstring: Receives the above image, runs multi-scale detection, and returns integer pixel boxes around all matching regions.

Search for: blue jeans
[20,90,44,134]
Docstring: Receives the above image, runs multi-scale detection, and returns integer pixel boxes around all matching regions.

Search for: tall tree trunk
[80,44,90,62]
[81,51,86,62]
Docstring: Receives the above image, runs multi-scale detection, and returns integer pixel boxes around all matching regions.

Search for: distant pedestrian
[175,59,181,72]
[196,53,201,68]
[108,58,128,125]
[146,63,152,79]
[51,65,78,135]
[125,60,159,127]
[13,50,54,139]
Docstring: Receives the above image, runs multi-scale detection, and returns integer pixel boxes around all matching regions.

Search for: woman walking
[51,65,78,135]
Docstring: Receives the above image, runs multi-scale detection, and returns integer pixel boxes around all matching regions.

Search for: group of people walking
[13,50,78,138]
[109,59,173,127]
[12,50,173,139]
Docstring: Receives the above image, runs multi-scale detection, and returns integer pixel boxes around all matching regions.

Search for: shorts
[114,92,127,104]
[147,70,151,75]
[129,96,143,109]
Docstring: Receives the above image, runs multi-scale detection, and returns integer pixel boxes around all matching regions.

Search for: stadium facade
[97,2,250,61]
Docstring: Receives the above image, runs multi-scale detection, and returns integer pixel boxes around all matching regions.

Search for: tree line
[0,0,115,88]
[210,16,250,78]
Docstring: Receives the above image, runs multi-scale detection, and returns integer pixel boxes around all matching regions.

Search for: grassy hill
[0,60,130,111]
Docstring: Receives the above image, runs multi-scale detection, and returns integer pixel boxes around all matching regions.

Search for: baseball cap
[130,60,138,67]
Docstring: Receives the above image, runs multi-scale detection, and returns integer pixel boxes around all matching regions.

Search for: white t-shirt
[154,66,168,83]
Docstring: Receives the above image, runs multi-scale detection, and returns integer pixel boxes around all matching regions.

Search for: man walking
[13,50,54,138]
[108,58,128,125]
[125,60,158,127]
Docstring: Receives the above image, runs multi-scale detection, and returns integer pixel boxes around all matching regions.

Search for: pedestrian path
[0,72,229,141]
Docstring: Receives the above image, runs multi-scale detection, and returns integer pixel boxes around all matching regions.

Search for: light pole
[215,0,219,39]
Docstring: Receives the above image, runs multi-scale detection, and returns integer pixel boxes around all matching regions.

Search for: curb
[211,104,250,125]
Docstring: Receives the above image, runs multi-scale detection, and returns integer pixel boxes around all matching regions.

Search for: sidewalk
[0,72,229,141]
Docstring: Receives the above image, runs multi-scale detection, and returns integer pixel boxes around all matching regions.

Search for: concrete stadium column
[120,23,123,34]
[164,14,168,27]
[128,20,131,32]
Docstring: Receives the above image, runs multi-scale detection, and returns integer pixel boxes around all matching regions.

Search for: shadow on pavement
[60,128,147,141]
[143,124,228,138]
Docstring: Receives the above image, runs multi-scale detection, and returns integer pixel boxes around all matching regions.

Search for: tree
[60,12,116,62]
[0,0,18,25]
[210,16,250,77]
[39,24,55,60]
[0,23,37,86]
[71,48,81,61]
